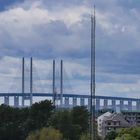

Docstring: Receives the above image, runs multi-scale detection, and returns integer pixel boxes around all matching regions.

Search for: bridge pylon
[22,57,33,107]
[52,60,63,108]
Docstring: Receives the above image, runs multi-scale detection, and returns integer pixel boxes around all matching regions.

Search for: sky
[0,0,140,99]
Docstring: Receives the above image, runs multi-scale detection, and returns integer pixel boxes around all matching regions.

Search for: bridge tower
[22,57,33,107]
[60,60,63,107]
[52,60,63,107]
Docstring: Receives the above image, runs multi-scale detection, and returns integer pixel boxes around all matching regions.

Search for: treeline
[105,126,140,140]
[0,100,98,140]
[0,100,54,140]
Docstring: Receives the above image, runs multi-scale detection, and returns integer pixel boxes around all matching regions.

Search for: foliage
[72,106,89,133]
[105,131,117,140]
[0,105,28,140]
[0,102,98,140]
[50,106,89,140]
[25,100,54,132]
[26,131,39,140]
[115,134,136,140]
[0,100,54,140]
[80,133,101,140]
[105,126,140,140]
[26,127,63,140]
[80,133,90,140]
[115,126,140,140]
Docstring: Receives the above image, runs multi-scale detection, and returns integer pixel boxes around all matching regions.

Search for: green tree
[0,105,25,140]
[50,109,75,139]
[80,133,101,140]
[28,100,54,129]
[105,131,117,140]
[50,107,89,140]
[115,134,136,140]
[80,133,90,140]
[23,100,54,136]
[72,106,89,133]
[115,126,140,140]
[26,127,63,140]
[0,100,54,140]
[25,131,39,140]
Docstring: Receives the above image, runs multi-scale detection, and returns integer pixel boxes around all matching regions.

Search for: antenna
[30,57,33,105]
[90,4,96,140]
[60,60,63,107]
[22,57,25,107]
[53,60,56,106]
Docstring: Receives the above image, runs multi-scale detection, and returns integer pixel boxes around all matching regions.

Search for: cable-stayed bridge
[2,92,140,111]
[1,58,140,112]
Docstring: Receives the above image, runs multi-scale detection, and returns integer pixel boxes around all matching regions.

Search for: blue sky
[0,0,140,98]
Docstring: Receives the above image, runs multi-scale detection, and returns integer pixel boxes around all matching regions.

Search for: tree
[114,126,140,140]
[0,100,54,140]
[26,127,63,140]
[80,133,101,140]
[25,131,39,140]
[72,106,89,133]
[80,133,90,140]
[50,109,75,139]
[28,100,54,130]
[23,100,54,137]
[115,134,136,140]
[50,107,89,140]
[105,131,117,140]
[0,105,25,140]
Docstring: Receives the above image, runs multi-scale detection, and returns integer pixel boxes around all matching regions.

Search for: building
[122,110,140,126]
[97,112,112,139]
[97,112,130,139]
[97,109,114,117]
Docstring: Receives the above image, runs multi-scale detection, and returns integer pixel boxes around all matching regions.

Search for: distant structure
[97,112,130,139]
[20,58,64,107]
[121,110,140,126]
[1,58,140,112]
[52,59,63,107]
[22,57,33,107]
[97,110,140,139]
[90,5,96,140]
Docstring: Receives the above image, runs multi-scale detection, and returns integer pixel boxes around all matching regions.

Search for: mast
[22,57,25,107]
[60,60,63,107]
[53,60,56,106]
[90,5,96,140]
[30,57,33,105]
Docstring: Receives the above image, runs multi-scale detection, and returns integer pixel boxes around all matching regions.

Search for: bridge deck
[0,93,139,101]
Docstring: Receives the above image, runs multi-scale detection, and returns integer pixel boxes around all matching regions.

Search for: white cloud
[96,82,140,98]
[0,0,140,100]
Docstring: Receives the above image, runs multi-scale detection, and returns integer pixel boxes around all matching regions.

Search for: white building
[97,112,130,139]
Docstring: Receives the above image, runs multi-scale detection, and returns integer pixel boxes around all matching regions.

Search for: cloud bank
[0,0,140,98]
